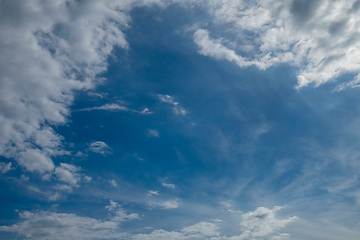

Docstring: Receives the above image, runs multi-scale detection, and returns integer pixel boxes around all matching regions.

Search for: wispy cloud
[147,129,159,137]
[162,182,175,189]
[89,141,113,155]
[0,162,13,173]
[149,200,180,209]
[158,94,188,116]
[78,103,153,114]
[109,179,118,188]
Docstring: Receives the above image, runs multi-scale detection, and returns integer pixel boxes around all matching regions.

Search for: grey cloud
[0,162,13,173]
[290,0,322,23]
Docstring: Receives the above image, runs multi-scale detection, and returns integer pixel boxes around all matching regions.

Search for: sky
[1,0,360,239]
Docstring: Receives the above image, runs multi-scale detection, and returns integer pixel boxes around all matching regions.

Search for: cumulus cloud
[132,222,220,240]
[54,163,81,186]
[0,0,162,175]
[158,94,188,116]
[181,222,220,237]
[193,0,360,88]
[235,206,298,239]
[0,211,125,240]
[0,162,13,173]
[89,141,113,155]
[0,205,298,240]
[106,200,139,222]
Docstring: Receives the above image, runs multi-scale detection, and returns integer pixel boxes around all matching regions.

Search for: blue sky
[1,0,360,239]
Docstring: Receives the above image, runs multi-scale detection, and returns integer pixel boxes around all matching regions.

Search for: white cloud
[158,94,188,116]
[148,190,159,196]
[181,222,220,237]
[106,200,120,211]
[106,200,139,222]
[89,141,113,155]
[132,222,220,240]
[333,73,360,92]
[193,0,360,88]
[162,182,175,188]
[0,210,125,240]
[138,108,153,114]
[0,162,13,173]
[109,179,118,187]
[54,163,81,186]
[236,206,297,239]
[79,103,153,114]
[150,200,180,209]
[79,103,129,112]
[17,149,55,173]
[0,0,163,175]
[84,175,92,182]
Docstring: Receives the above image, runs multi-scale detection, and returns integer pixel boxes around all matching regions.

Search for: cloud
[0,205,299,240]
[109,179,118,187]
[162,182,175,188]
[0,211,125,240]
[236,206,297,239]
[28,186,62,202]
[147,129,159,137]
[54,184,73,193]
[333,73,360,91]
[132,222,220,240]
[158,94,188,116]
[181,222,220,237]
[148,190,159,196]
[106,200,139,222]
[79,103,153,114]
[193,0,360,88]
[0,0,161,175]
[89,141,113,155]
[54,163,81,186]
[17,149,55,173]
[0,200,142,239]
[79,103,129,112]
[0,162,13,173]
[149,200,180,209]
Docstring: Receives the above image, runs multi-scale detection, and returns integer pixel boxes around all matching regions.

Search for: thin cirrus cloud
[158,94,188,116]
[78,103,153,114]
